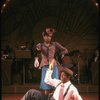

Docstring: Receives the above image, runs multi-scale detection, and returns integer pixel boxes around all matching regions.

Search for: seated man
[21,59,82,100]
[44,59,82,100]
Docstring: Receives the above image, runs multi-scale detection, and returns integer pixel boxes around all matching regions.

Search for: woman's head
[45,28,55,37]
[42,27,55,43]
[43,32,52,43]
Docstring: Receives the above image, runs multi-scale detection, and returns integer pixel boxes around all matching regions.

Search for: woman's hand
[34,57,39,68]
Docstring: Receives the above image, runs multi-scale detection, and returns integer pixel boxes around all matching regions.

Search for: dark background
[1,0,99,53]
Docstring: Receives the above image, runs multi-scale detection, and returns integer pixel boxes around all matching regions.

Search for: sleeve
[72,89,82,100]
[36,43,41,51]
[55,42,68,55]
[44,69,61,87]
[34,43,41,57]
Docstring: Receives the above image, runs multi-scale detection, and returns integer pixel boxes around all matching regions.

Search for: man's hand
[49,59,55,70]
[49,63,53,70]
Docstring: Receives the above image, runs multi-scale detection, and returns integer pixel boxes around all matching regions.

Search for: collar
[63,81,71,87]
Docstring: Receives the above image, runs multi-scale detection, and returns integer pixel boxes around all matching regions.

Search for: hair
[42,31,48,36]
[49,28,54,32]
[60,70,72,78]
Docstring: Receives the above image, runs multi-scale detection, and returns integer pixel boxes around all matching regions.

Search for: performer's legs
[21,89,48,100]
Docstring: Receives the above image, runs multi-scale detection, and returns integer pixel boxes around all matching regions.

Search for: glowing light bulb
[3,4,6,7]
[95,3,98,7]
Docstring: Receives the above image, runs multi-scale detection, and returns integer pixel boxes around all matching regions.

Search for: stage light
[3,4,6,7]
[95,3,98,7]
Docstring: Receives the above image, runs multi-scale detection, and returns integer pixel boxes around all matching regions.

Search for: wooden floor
[1,83,99,100]
[2,83,99,94]
[2,93,99,100]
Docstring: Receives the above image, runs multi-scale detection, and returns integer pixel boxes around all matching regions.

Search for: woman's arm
[34,43,41,68]
[55,42,68,58]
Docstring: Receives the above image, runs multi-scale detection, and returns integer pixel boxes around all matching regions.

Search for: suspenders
[63,83,72,98]
[56,82,72,98]
[49,82,72,100]
[55,82,62,88]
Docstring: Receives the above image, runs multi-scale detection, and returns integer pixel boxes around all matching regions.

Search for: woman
[34,27,68,95]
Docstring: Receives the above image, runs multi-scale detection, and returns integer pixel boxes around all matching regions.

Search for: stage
[2,93,99,100]
[2,83,99,100]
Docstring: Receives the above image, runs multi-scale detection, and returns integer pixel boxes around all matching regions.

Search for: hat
[60,67,73,77]
[45,28,55,37]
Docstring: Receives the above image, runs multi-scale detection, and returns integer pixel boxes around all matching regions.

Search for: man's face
[60,72,69,83]
[43,35,52,43]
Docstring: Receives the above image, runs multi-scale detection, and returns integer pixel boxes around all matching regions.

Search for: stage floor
[2,83,99,93]
[2,83,99,100]
[2,93,99,100]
